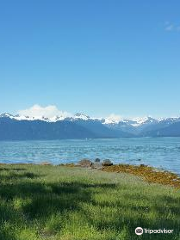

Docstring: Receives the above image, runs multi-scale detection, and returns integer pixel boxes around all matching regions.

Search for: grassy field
[0,164,180,240]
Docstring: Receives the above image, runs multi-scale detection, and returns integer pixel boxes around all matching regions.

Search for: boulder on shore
[102,159,113,166]
[95,158,101,162]
[78,159,92,168]
[40,161,52,166]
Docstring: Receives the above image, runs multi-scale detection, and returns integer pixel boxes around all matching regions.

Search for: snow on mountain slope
[130,116,158,127]
[73,113,90,121]
[0,113,70,122]
[102,115,158,128]
[0,112,180,128]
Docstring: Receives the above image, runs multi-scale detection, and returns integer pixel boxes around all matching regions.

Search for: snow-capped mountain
[101,116,159,135]
[0,113,70,122]
[74,113,90,120]
[0,112,93,122]
[1,112,180,126]
[102,115,158,126]
[0,112,132,140]
[0,112,180,140]
[130,116,158,127]
[0,113,15,118]
[102,115,180,135]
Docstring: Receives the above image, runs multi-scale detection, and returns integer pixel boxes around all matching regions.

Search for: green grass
[0,164,180,240]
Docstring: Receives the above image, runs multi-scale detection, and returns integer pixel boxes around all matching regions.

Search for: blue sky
[0,0,180,118]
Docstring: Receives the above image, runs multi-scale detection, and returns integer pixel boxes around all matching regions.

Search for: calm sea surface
[0,138,180,174]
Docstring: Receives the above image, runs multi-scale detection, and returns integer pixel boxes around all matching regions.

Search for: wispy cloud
[177,26,180,32]
[165,24,174,31]
[165,21,180,32]
[18,104,72,118]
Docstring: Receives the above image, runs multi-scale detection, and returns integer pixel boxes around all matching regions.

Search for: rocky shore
[59,158,180,189]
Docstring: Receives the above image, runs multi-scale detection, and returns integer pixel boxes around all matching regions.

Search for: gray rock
[78,159,92,168]
[95,158,101,162]
[102,159,113,166]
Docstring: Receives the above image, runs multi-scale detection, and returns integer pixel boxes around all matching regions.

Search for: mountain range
[0,113,180,140]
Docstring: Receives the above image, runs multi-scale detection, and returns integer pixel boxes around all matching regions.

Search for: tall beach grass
[0,164,180,240]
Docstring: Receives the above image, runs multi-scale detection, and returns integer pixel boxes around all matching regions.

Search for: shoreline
[1,162,180,189]
[61,162,180,189]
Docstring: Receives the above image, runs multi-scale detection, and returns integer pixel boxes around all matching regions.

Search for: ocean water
[0,138,180,174]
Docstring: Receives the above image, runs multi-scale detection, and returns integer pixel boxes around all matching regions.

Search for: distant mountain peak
[0,113,14,118]
[74,113,90,120]
[103,115,158,127]
[131,116,157,126]
[0,111,180,129]
[1,111,180,139]
[103,114,123,124]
